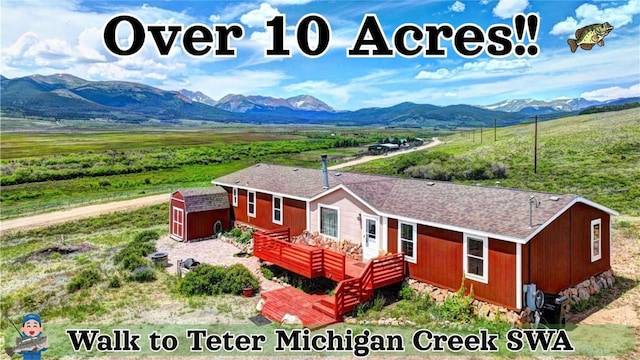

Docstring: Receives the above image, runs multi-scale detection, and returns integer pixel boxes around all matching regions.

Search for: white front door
[361,214,379,261]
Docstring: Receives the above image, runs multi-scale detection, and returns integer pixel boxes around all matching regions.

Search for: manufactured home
[212,158,617,311]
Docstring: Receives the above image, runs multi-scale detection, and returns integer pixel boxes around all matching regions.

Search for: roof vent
[293,168,299,171]
[426,182,435,186]
[334,173,341,177]
[234,180,240,184]
[549,196,560,201]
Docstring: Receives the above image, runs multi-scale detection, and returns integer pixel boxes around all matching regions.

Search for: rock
[578,288,590,301]
[345,317,358,325]
[581,280,591,288]
[256,299,265,311]
[281,313,302,325]
[606,276,614,287]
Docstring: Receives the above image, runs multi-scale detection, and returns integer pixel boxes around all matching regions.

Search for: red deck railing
[329,252,405,319]
[254,228,405,321]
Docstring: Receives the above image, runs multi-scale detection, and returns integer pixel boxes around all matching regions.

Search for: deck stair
[254,228,405,328]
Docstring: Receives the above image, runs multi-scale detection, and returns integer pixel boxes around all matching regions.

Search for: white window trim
[172,206,184,239]
[232,187,238,207]
[398,221,417,264]
[272,195,283,225]
[463,233,488,284]
[318,203,340,239]
[591,218,602,262]
[247,190,256,218]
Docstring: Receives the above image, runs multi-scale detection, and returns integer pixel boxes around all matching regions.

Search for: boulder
[281,313,302,326]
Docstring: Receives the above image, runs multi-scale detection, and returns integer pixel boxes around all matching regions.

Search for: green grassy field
[347,109,640,215]
[0,123,436,218]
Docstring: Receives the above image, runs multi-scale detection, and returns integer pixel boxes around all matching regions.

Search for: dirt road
[328,137,442,170]
[0,193,169,234]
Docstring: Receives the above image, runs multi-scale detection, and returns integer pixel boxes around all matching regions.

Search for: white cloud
[268,0,314,4]
[87,56,186,82]
[493,0,529,19]
[480,0,492,5]
[450,1,466,13]
[240,3,282,28]
[581,83,640,101]
[415,68,452,80]
[550,0,640,35]
[462,59,531,72]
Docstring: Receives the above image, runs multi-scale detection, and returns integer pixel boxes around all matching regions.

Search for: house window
[591,218,602,262]
[319,205,339,238]
[273,196,283,225]
[398,221,417,263]
[232,187,238,207]
[463,234,488,283]
[171,207,184,239]
[247,191,256,217]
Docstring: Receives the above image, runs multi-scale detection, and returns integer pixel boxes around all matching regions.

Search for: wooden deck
[260,287,338,330]
[254,228,405,328]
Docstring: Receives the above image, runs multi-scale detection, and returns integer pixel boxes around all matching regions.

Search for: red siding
[527,204,611,294]
[471,239,516,309]
[412,226,463,291]
[283,198,307,235]
[527,210,572,293]
[570,203,611,284]
[387,219,517,309]
[223,186,307,234]
[185,209,231,241]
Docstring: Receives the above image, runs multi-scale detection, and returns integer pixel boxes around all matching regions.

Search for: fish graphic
[568,22,614,52]
[4,336,48,357]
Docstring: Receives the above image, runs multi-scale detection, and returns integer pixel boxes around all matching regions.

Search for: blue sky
[2,0,639,110]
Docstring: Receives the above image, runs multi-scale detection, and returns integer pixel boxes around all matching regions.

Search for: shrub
[120,253,149,272]
[227,228,242,238]
[436,281,475,323]
[179,264,226,296]
[178,264,259,296]
[235,229,254,244]
[131,266,156,283]
[133,230,159,244]
[108,276,122,288]
[399,285,416,300]
[114,240,156,265]
[260,266,274,280]
[67,267,102,293]
[217,264,260,295]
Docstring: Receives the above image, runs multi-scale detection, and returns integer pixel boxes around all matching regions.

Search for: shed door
[172,206,184,240]
[362,214,379,261]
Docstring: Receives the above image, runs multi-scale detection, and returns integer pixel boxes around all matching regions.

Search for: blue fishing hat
[22,313,41,325]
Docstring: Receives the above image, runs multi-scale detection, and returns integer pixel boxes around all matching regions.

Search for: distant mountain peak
[215,93,336,113]
[178,89,217,106]
[482,97,602,113]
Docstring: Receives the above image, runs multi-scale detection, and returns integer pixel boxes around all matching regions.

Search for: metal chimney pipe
[321,154,329,190]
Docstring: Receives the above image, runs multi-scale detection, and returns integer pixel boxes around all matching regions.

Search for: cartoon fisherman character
[567,22,614,52]
[4,313,48,359]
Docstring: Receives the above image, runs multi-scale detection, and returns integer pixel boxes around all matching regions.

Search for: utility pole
[480,127,483,144]
[494,118,497,142]
[534,115,538,174]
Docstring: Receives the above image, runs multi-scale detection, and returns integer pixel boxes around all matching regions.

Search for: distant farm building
[368,143,400,155]
[169,187,232,242]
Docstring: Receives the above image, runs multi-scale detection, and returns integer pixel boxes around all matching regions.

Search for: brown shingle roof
[213,164,342,199]
[213,164,615,241]
[174,186,229,213]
